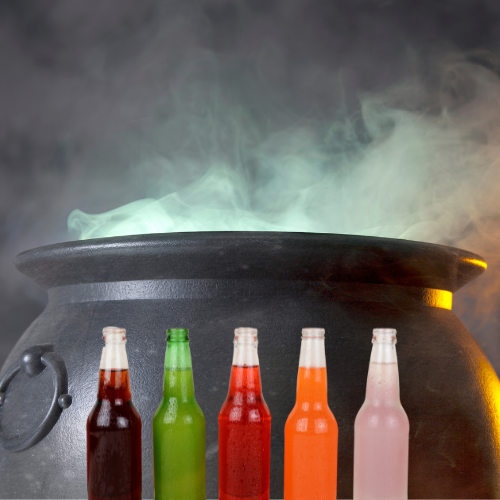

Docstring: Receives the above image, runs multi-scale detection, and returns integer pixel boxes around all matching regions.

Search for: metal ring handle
[0,344,72,452]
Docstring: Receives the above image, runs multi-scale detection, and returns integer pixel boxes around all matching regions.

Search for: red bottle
[218,327,272,500]
[87,327,142,500]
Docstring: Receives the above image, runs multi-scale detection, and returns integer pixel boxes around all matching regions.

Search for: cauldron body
[0,232,499,499]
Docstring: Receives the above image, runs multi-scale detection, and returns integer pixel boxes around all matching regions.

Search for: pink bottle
[353,328,409,500]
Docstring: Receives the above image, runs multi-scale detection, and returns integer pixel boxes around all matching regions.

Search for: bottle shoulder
[355,400,409,429]
[153,397,205,424]
[356,398,408,413]
[285,403,337,426]
[87,399,141,430]
[155,394,204,409]
[89,397,138,411]
[220,393,271,413]
[285,407,338,436]
[219,395,272,424]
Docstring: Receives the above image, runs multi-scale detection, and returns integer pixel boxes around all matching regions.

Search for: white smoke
[68,55,500,248]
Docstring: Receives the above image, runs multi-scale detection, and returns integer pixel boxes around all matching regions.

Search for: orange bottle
[284,328,338,500]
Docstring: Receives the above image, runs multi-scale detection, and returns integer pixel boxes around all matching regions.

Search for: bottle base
[88,486,141,500]
[219,489,269,500]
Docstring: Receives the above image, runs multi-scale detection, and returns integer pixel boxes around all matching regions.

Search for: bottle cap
[235,327,257,336]
[102,326,126,343]
[234,327,258,343]
[167,328,189,341]
[302,328,325,338]
[372,328,397,343]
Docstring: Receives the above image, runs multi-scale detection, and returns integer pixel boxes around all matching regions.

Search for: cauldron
[0,232,498,499]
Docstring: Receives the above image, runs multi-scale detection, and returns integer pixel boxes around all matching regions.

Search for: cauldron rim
[14,231,486,292]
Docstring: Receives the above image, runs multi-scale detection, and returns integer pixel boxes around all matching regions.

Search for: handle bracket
[0,344,72,452]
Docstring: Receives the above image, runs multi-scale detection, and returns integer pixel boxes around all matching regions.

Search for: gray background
[2,0,500,370]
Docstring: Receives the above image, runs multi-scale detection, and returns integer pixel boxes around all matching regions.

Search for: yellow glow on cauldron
[423,289,453,310]
[476,356,500,458]
[461,257,488,270]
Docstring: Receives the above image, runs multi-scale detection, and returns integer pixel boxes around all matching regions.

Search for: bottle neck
[229,365,263,394]
[98,338,131,402]
[97,327,132,405]
[370,340,398,364]
[163,339,195,401]
[100,340,129,370]
[296,336,328,404]
[98,369,132,402]
[229,339,262,394]
[365,342,401,404]
[299,336,326,368]
[164,338,193,370]
[232,338,259,367]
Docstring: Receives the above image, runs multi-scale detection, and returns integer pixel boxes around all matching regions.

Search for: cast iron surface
[14,232,485,291]
[0,232,497,499]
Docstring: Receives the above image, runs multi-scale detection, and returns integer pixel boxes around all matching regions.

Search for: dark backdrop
[2,0,500,369]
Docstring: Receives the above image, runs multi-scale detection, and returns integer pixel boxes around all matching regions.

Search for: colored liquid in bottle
[353,362,409,500]
[87,369,142,500]
[284,367,338,500]
[153,368,205,500]
[219,365,272,500]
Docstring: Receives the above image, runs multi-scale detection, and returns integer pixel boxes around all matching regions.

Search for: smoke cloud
[67,55,500,246]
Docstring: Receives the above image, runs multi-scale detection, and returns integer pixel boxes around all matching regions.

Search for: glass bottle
[353,328,409,500]
[87,327,142,500]
[284,328,338,500]
[218,327,272,500]
[152,328,206,500]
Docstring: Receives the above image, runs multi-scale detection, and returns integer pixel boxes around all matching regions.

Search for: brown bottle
[87,327,142,500]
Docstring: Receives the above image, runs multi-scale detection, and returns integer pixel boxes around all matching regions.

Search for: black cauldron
[0,232,498,499]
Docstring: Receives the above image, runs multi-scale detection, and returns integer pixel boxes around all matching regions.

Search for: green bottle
[153,328,206,500]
